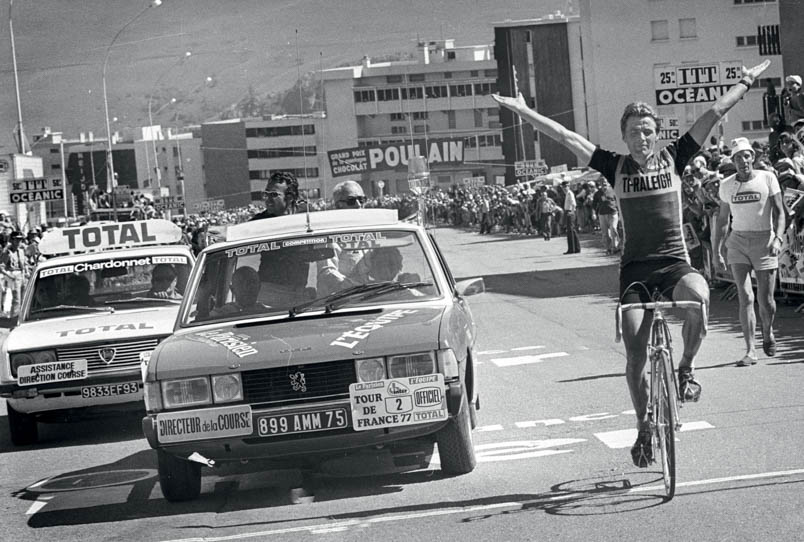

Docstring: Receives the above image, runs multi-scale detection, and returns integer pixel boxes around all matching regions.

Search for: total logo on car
[140,209,485,501]
[0,219,194,445]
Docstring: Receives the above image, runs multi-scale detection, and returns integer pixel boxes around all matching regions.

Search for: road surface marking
[594,421,714,449]
[515,419,565,428]
[491,352,569,367]
[630,468,804,493]
[511,345,546,351]
[478,349,506,355]
[431,439,587,465]
[25,496,52,515]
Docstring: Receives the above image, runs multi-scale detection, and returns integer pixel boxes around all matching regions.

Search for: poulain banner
[328,138,464,178]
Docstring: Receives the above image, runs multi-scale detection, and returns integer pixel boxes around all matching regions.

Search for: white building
[578,0,782,152]
[322,39,506,195]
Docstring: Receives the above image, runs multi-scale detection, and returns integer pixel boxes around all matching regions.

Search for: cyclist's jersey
[589,133,700,267]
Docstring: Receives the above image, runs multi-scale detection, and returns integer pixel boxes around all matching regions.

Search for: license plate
[81,382,140,399]
[256,407,348,437]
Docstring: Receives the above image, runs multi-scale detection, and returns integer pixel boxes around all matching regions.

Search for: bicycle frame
[615,297,707,500]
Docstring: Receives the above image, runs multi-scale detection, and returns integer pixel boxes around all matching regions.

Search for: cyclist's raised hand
[491,92,528,114]
[742,59,771,82]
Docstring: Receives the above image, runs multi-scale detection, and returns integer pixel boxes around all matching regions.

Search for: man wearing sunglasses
[250,171,300,221]
[317,180,371,295]
[333,180,366,209]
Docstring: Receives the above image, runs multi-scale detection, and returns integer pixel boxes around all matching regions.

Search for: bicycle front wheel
[654,351,677,500]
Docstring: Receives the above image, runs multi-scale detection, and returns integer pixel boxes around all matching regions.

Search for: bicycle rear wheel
[653,351,677,500]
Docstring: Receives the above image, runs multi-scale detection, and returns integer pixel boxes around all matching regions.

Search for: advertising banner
[328,138,464,178]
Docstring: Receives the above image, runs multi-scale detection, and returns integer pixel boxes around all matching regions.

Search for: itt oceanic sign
[328,138,464,178]
[654,61,742,105]
[9,178,64,203]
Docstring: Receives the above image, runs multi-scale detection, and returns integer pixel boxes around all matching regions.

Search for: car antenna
[296,29,313,233]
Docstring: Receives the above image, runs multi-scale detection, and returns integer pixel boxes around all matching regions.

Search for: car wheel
[157,449,201,502]
[7,403,38,446]
[435,390,476,475]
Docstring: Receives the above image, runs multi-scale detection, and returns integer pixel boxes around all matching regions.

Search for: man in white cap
[783,75,804,125]
[715,137,786,367]
[492,58,771,468]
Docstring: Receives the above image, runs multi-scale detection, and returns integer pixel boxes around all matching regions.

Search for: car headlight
[388,352,435,378]
[437,349,460,379]
[355,357,386,382]
[11,350,56,377]
[161,377,211,409]
[211,373,242,403]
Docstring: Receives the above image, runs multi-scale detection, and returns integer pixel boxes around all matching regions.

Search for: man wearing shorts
[715,137,786,366]
[492,59,771,468]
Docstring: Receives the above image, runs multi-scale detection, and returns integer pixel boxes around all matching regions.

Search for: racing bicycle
[615,284,708,500]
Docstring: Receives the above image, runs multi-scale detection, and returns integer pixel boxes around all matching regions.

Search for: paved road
[1,227,802,542]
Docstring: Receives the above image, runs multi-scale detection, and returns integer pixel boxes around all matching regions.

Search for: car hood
[153,305,445,379]
[6,307,179,351]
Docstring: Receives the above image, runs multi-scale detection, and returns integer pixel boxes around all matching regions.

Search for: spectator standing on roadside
[0,231,27,317]
[715,137,786,367]
[783,75,804,125]
[561,180,581,254]
[535,186,557,241]
[593,178,620,254]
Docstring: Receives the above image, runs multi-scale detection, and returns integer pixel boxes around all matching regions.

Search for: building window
[474,109,483,128]
[470,70,478,77]
[446,51,456,60]
[51,164,61,170]
[413,125,427,134]
[473,82,496,95]
[444,72,452,79]
[390,112,406,121]
[484,69,498,78]
[412,111,429,120]
[736,35,758,47]
[401,87,424,100]
[246,124,315,137]
[377,88,400,101]
[247,146,316,158]
[734,0,775,4]
[449,84,472,97]
[651,20,669,41]
[448,110,456,129]
[353,89,376,103]
[679,18,696,39]
[409,73,425,82]
[49,148,59,153]
[425,85,448,98]
[387,75,403,84]
[391,126,407,134]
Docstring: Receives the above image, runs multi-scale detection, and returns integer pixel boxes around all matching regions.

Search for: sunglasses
[262,191,283,200]
[341,196,365,205]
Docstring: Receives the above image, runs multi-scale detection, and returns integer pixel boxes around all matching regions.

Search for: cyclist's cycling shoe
[630,430,653,468]
[679,367,701,403]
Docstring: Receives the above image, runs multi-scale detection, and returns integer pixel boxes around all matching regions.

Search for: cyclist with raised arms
[492,59,770,467]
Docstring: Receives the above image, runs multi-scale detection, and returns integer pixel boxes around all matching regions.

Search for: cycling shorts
[619,258,700,304]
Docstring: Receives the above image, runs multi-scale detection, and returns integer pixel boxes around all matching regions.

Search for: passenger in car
[65,275,93,306]
[210,266,266,317]
[147,264,182,300]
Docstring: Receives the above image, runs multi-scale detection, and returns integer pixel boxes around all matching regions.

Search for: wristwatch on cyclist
[772,234,783,245]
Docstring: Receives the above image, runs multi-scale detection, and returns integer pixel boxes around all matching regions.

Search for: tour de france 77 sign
[349,374,447,431]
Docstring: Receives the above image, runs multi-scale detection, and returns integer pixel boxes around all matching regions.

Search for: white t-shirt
[718,169,781,231]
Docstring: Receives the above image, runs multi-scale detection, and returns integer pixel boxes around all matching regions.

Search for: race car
[141,209,484,501]
[0,220,194,445]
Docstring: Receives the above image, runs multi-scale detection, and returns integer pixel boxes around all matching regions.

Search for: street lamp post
[102,0,162,218]
[148,50,190,190]
[8,0,26,154]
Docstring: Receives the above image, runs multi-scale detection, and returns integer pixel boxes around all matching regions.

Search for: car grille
[57,337,162,375]
[242,359,356,406]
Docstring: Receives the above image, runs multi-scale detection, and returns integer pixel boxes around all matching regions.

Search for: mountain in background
[0,0,566,149]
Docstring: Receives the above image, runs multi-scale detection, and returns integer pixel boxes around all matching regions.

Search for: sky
[0,0,567,153]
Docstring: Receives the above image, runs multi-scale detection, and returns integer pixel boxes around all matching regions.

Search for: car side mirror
[455,277,485,297]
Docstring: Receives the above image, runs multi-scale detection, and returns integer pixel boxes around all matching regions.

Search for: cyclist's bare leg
[730,263,758,360]
[755,268,777,344]
[672,272,710,370]
[622,307,652,432]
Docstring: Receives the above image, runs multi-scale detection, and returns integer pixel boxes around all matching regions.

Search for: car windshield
[25,253,192,321]
[184,229,440,325]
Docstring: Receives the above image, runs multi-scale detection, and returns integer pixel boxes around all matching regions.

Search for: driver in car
[210,266,267,317]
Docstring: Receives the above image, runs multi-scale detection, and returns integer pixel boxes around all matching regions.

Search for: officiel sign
[654,61,742,105]
[328,138,464,178]
[9,177,64,203]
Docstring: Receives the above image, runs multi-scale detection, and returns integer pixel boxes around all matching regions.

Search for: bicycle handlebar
[615,300,708,343]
